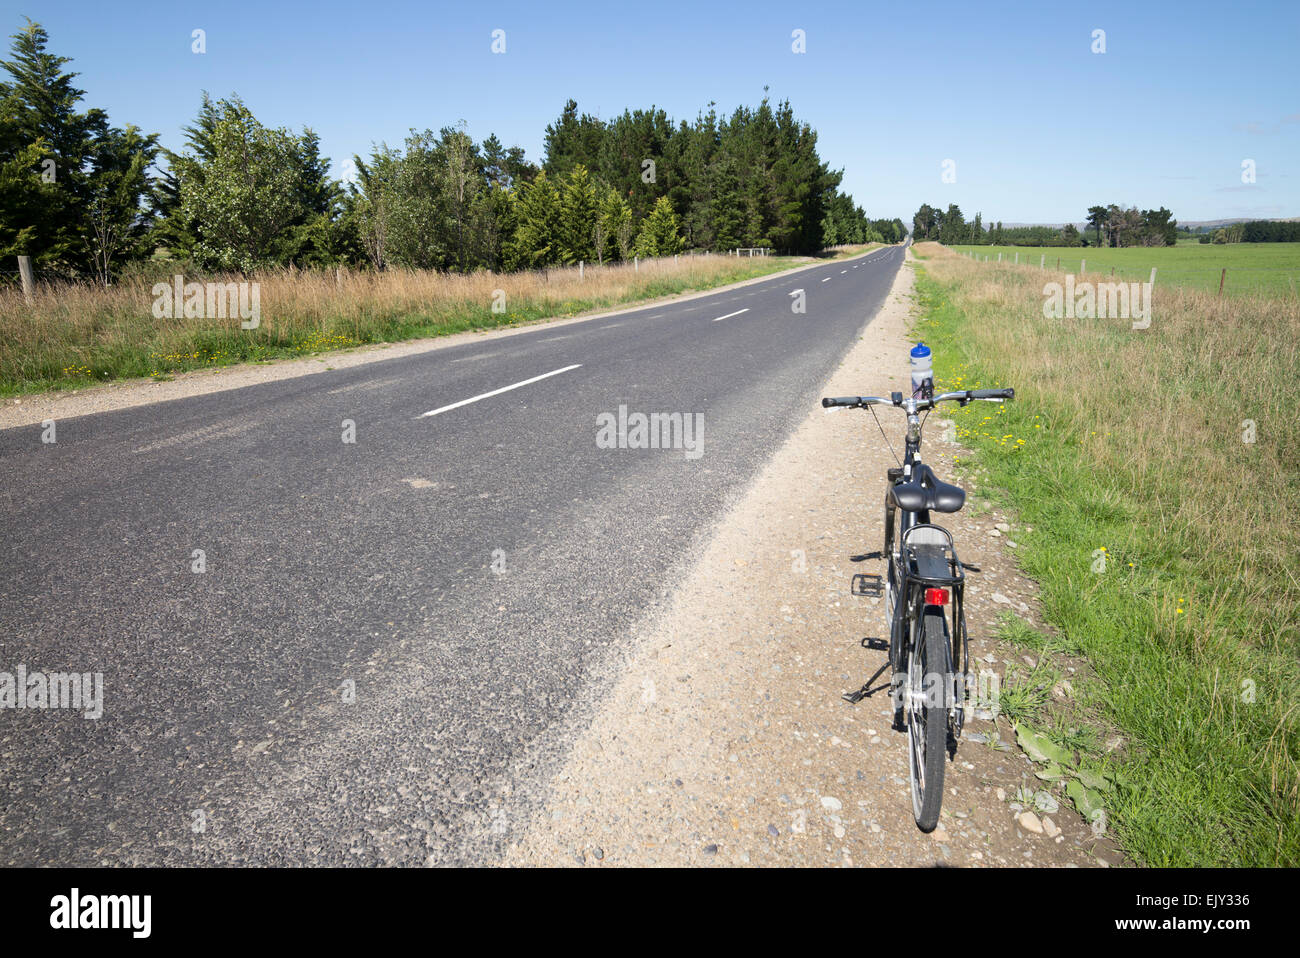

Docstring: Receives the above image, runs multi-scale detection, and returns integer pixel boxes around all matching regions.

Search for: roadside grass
[946,241,1300,297]
[995,611,1054,653]
[0,251,847,396]
[910,242,1300,866]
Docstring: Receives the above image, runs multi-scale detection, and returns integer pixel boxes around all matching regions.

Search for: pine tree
[633,196,683,257]
[507,170,563,268]
[558,164,598,264]
[0,18,156,279]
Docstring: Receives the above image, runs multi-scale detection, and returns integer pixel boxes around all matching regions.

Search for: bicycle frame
[883,398,970,733]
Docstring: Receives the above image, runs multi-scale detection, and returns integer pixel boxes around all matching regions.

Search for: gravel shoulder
[503,252,1124,867]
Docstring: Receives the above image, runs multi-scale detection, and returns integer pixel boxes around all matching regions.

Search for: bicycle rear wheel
[907,609,949,832]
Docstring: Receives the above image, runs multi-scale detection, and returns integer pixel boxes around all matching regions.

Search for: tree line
[1199,220,1300,244]
[912,202,1181,248]
[0,19,894,284]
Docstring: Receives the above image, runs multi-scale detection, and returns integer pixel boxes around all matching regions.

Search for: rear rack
[902,524,964,585]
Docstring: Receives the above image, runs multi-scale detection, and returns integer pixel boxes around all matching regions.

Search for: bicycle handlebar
[821,388,1015,410]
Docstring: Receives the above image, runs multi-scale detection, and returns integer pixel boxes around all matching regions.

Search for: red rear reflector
[925,588,949,605]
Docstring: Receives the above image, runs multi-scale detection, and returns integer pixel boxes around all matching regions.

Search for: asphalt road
[0,246,904,865]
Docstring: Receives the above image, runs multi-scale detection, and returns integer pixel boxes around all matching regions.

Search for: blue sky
[4,0,1297,223]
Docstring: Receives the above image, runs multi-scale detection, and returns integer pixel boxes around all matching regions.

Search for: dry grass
[1,253,811,393]
[911,241,1300,864]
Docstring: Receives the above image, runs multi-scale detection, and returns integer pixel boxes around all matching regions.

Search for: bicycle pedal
[851,573,883,597]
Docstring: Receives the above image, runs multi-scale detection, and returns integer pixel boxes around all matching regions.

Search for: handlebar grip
[822,397,859,408]
[969,388,1015,400]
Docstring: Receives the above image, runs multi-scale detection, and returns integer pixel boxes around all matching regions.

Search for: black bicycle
[821,385,1014,831]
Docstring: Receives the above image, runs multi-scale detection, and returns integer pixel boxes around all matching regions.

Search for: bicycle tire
[907,609,949,832]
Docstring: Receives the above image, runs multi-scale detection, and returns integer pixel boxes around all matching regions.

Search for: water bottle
[910,342,933,399]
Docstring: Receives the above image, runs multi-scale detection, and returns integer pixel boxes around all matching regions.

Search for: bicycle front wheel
[907,609,949,832]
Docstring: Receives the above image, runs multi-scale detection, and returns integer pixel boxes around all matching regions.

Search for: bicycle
[821,384,1015,831]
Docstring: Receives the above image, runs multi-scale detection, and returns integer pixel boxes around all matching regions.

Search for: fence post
[579,260,584,280]
[1219,268,1226,296]
[635,256,639,272]
[1014,252,1019,264]
[1041,253,1045,269]
[1080,259,1086,275]
[1149,267,1157,290]
[17,255,33,303]
[997,252,1002,262]
[1057,257,1060,269]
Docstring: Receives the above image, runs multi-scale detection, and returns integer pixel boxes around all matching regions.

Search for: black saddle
[889,463,965,514]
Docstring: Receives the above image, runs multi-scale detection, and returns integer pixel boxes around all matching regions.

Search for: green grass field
[911,243,1300,866]
[948,242,1300,296]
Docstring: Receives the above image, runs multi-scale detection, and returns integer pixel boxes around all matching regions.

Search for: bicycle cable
[870,405,901,466]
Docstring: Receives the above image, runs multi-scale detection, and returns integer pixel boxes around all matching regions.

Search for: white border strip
[419,364,582,418]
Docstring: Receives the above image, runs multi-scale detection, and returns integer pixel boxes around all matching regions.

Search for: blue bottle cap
[911,342,931,359]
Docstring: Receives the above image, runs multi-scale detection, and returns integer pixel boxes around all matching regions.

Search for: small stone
[992,593,1011,605]
[989,528,1002,538]
[767,825,779,838]
[834,825,846,839]
[592,847,604,860]
[1018,811,1044,834]
[702,844,718,856]
[869,823,881,833]
[995,522,1010,533]
[995,787,1007,802]
[821,796,843,812]
[1042,817,1061,839]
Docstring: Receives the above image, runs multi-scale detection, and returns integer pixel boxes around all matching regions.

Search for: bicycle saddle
[890,463,965,514]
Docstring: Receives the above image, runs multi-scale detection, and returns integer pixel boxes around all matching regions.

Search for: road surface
[0,247,903,865]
